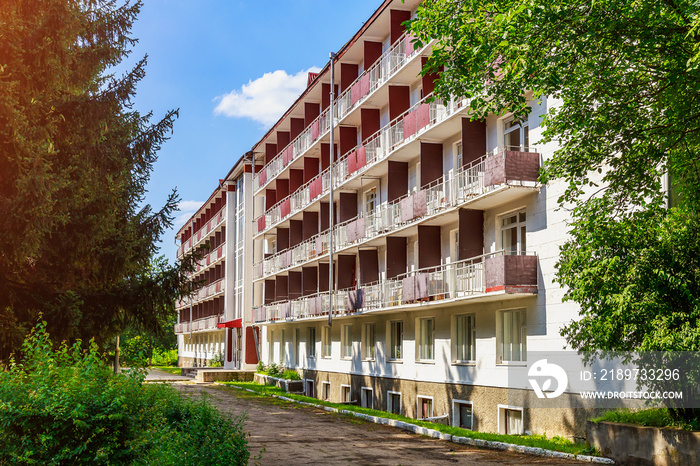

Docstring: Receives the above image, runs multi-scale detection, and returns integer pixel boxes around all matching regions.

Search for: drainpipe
[328,51,337,327]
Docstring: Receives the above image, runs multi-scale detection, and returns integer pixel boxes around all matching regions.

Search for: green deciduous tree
[409,0,700,363]
[0,0,200,359]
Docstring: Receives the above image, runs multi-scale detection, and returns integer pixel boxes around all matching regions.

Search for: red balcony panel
[290,169,304,193]
[265,189,277,210]
[303,157,319,184]
[386,236,407,279]
[459,209,484,261]
[257,216,266,232]
[406,33,416,56]
[351,81,362,105]
[360,73,370,98]
[303,211,319,241]
[259,169,267,186]
[348,150,357,174]
[418,225,441,269]
[358,249,379,286]
[361,108,380,142]
[420,142,443,188]
[312,120,319,140]
[339,192,357,223]
[403,111,416,138]
[484,150,540,187]
[485,255,538,294]
[356,146,367,170]
[281,198,291,218]
[290,117,304,141]
[415,103,430,132]
[389,86,410,122]
[290,220,303,248]
[387,161,408,203]
[278,228,289,250]
[277,131,290,152]
[339,126,358,157]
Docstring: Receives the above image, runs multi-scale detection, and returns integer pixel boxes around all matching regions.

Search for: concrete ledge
[195,369,254,383]
[221,383,613,464]
[588,421,700,465]
[254,373,304,393]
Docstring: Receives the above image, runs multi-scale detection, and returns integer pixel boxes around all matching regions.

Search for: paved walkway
[144,368,191,382]
[173,383,588,466]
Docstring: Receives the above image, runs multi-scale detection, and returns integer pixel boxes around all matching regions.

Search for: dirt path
[173,383,588,466]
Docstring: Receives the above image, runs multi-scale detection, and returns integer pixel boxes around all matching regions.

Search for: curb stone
[217,383,615,464]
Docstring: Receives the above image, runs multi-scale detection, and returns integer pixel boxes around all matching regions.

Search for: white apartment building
[174,156,257,370]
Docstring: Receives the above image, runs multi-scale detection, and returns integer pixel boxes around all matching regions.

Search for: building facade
[174,158,258,370]
[248,0,589,439]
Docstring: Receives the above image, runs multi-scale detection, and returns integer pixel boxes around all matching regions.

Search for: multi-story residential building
[174,156,258,370]
[249,0,586,438]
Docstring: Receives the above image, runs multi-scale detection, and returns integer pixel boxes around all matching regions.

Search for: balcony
[177,206,226,258]
[253,93,471,238]
[175,277,225,310]
[253,251,538,324]
[255,107,332,193]
[194,244,226,273]
[253,147,539,280]
[335,31,426,124]
[174,314,224,334]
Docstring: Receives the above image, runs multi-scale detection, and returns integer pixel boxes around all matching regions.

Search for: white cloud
[213,67,321,126]
[175,200,204,229]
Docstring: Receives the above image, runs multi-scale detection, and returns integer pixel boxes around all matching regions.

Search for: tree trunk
[114,334,120,374]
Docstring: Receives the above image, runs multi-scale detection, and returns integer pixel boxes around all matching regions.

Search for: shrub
[209,351,224,367]
[151,347,178,366]
[0,321,249,465]
[282,369,301,380]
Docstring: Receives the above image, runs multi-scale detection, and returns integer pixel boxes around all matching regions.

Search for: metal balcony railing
[253,251,537,323]
[177,206,226,258]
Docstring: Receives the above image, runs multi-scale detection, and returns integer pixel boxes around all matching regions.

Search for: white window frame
[497,404,524,435]
[307,327,316,358]
[498,208,527,256]
[387,390,402,415]
[452,400,474,430]
[497,308,527,364]
[503,116,529,151]
[340,384,352,403]
[364,187,377,217]
[361,387,373,409]
[341,324,352,359]
[452,313,476,364]
[454,140,463,172]
[388,321,403,362]
[362,322,376,360]
[321,325,331,358]
[322,381,331,401]
[416,317,435,362]
[294,328,300,367]
[416,395,434,420]
[280,329,286,367]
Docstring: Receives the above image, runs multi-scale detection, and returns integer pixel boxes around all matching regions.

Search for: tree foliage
[409,0,700,354]
[0,0,200,359]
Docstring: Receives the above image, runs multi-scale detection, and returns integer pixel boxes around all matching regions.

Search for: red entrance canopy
[216,318,242,329]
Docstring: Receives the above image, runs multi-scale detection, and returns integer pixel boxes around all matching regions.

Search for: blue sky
[125,0,382,262]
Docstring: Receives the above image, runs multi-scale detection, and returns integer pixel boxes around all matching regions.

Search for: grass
[150,365,182,375]
[219,381,597,456]
[592,408,700,431]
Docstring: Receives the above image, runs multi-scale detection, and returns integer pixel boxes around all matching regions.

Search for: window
[454,314,476,363]
[305,380,315,398]
[269,330,274,364]
[498,405,524,435]
[417,396,433,420]
[363,323,375,360]
[322,326,331,358]
[341,385,351,403]
[387,391,402,415]
[389,321,403,361]
[364,187,377,216]
[503,117,529,150]
[322,382,331,401]
[417,318,435,361]
[499,309,527,363]
[361,387,373,409]
[307,327,316,358]
[500,210,526,255]
[453,401,473,430]
[454,141,463,170]
[280,329,286,366]
[294,328,300,366]
[341,325,352,359]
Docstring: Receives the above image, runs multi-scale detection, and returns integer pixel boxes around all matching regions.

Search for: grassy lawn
[220,381,598,456]
[592,408,700,431]
[150,365,182,375]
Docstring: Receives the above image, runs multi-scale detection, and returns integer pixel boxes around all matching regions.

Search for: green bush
[0,322,249,465]
[282,369,301,380]
[151,348,178,366]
